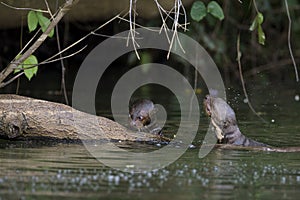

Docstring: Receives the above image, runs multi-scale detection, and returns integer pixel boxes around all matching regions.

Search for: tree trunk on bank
[0,94,162,142]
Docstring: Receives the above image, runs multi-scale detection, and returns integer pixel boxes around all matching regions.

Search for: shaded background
[0,0,299,117]
[1,1,300,199]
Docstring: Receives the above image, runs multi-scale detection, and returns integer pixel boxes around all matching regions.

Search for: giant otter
[204,95,267,147]
[129,99,162,135]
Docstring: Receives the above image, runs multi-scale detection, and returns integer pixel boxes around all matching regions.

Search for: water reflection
[1,87,300,199]
[0,138,300,199]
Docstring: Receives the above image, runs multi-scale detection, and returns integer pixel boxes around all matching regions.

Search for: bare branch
[252,0,259,14]
[236,34,267,123]
[44,0,54,19]
[0,72,25,88]
[40,46,87,65]
[0,2,49,13]
[6,45,86,71]
[51,0,68,104]
[11,13,119,70]
[43,14,120,66]
[91,32,134,39]
[154,0,188,59]
[284,0,299,82]
[127,0,140,59]
[117,16,158,32]
[18,29,42,57]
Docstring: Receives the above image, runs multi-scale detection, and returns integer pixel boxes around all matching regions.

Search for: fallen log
[0,94,164,142]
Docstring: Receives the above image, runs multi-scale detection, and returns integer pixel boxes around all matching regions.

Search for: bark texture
[0,94,162,142]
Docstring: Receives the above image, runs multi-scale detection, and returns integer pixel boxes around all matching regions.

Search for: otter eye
[138,116,144,121]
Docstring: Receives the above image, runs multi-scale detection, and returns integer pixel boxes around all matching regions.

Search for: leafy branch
[0,0,79,88]
[190,1,224,22]
[249,0,265,45]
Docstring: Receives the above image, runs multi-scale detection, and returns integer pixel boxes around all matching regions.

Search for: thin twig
[42,15,119,65]
[18,28,42,57]
[284,0,299,82]
[155,0,187,59]
[1,2,48,13]
[127,0,140,59]
[44,0,54,19]
[7,45,86,70]
[252,0,259,14]
[179,0,188,31]
[16,14,25,95]
[40,46,87,65]
[9,15,118,71]
[54,0,69,104]
[236,34,267,123]
[155,0,171,43]
[0,72,25,88]
[168,0,180,59]
[116,16,159,32]
[91,32,137,39]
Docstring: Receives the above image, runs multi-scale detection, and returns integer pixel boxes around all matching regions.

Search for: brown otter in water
[129,99,162,135]
[204,95,267,147]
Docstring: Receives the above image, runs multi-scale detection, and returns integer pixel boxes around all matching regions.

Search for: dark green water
[0,140,299,199]
[0,86,300,200]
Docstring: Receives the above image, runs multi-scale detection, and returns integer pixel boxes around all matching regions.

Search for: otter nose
[130,120,136,127]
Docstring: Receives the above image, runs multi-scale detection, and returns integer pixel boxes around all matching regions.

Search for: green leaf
[48,27,54,38]
[257,25,265,45]
[257,12,264,24]
[190,1,207,22]
[250,12,264,31]
[15,55,38,80]
[36,12,54,38]
[23,55,38,80]
[27,11,38,32]
[207,1,224,21]
[249,12,266,45]
[249,17,257,31]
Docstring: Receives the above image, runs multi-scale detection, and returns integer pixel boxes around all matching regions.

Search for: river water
[0,86,300,199]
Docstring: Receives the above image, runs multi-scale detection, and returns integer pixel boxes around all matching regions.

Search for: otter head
[204,95,238,141]
[129,99,156,130]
